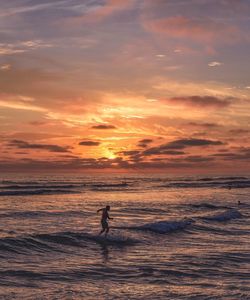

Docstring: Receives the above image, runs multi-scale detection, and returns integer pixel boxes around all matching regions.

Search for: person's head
[106,205,110,211]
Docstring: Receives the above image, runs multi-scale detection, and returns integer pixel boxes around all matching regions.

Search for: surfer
[97,205,113,237]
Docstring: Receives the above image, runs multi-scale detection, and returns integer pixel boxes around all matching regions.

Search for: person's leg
[99,221,105,235]
[105,225,109,237]
[99,228,105,235]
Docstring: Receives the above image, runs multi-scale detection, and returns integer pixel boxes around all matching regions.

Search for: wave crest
[201,209,242,222]
[127,219,194,234]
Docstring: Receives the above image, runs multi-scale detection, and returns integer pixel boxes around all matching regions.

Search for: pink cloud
[143,16,241,44]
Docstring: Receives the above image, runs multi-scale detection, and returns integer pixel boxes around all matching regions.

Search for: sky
[0,0,250,174]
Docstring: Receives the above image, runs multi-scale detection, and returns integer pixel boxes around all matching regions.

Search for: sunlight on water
[0,174,249,299]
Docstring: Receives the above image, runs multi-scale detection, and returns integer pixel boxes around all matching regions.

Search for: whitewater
[0,174,249,299]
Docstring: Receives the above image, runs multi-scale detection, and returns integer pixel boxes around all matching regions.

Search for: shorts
[101,220,108,230]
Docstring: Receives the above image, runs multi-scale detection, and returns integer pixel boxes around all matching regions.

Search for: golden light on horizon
[0,0,249,174]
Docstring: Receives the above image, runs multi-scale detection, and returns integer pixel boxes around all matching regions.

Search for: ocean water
[0,174,249,300]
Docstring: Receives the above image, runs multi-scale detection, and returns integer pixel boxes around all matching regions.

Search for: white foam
[138,219,194,234]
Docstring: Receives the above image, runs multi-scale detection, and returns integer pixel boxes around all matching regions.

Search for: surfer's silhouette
[97,205,113,237]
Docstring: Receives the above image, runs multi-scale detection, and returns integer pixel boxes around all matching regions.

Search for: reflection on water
[0,174,249,299]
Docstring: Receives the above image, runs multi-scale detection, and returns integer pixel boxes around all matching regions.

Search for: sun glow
[103,149,116,160]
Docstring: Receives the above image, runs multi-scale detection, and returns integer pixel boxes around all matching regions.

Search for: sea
[0,174,249,300]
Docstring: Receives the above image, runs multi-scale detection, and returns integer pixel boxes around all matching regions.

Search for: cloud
[0,47,25,56]
[162,150,186,155]
[67,0,135,24]
[143,138,223,156]
[0,1,67,18]
[186,122,220,128]
[117,150,140,156]
[29,121,47,126]
[229,129,249,134]
[139,138,153,144]
[0,95,47,112]
[137,138,153,148]
[0,64,11,70]
[166,138,223,149]
[208,61,222,67]
[8,140,70,153]
[79,140,100,146]
[164,95,231,109]
[212,149,250,161]
[0,40,52,56]
[184,155,215,163]
[91,124,116,129]
[143,16,241,44]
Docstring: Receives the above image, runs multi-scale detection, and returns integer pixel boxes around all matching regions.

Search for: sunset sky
[1,0,250,173]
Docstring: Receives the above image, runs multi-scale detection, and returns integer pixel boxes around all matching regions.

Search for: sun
[102,148,116,160]
[107,152,116,160]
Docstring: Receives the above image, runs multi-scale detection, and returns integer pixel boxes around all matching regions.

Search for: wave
[117,219,194,234]
[0,181,131,196]
[0,184,81,190]
[90,182,130,192]
[0,189,79,196]
[190,203,231,209]
[91,182,128,188]
[197,176,248,181]
[0,231,138,254]
[0,210,87,218]
[201,209,242,222]
[159,180,250,189]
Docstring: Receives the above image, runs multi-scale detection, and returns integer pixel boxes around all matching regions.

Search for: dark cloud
[186,122,220,128]
[143,138,223,155]
[139,139,153,144]
[8,139,70,152]
[137,138,153,148]
[161,150,186,155]
[117,150,140,156]
[165,138,223,149]
[184,155,215,162]
[91,124,116,129]
[212,147,250,160]
[79,140,100,146]
[164,95,231,109]
[229,128,249,134]
[29,121,47,126]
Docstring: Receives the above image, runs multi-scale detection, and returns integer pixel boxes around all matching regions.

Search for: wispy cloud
[0,97,46,112]
[0,1,68,18]
[0,40,52,56]
[66,0,135,24]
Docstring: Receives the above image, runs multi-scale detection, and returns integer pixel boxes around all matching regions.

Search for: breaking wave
[200,209,242,222]
[117,219,194,234]
[0,232,138,254]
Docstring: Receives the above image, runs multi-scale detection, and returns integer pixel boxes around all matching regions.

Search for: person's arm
[97,208,103,213]
[108,213,113,220]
